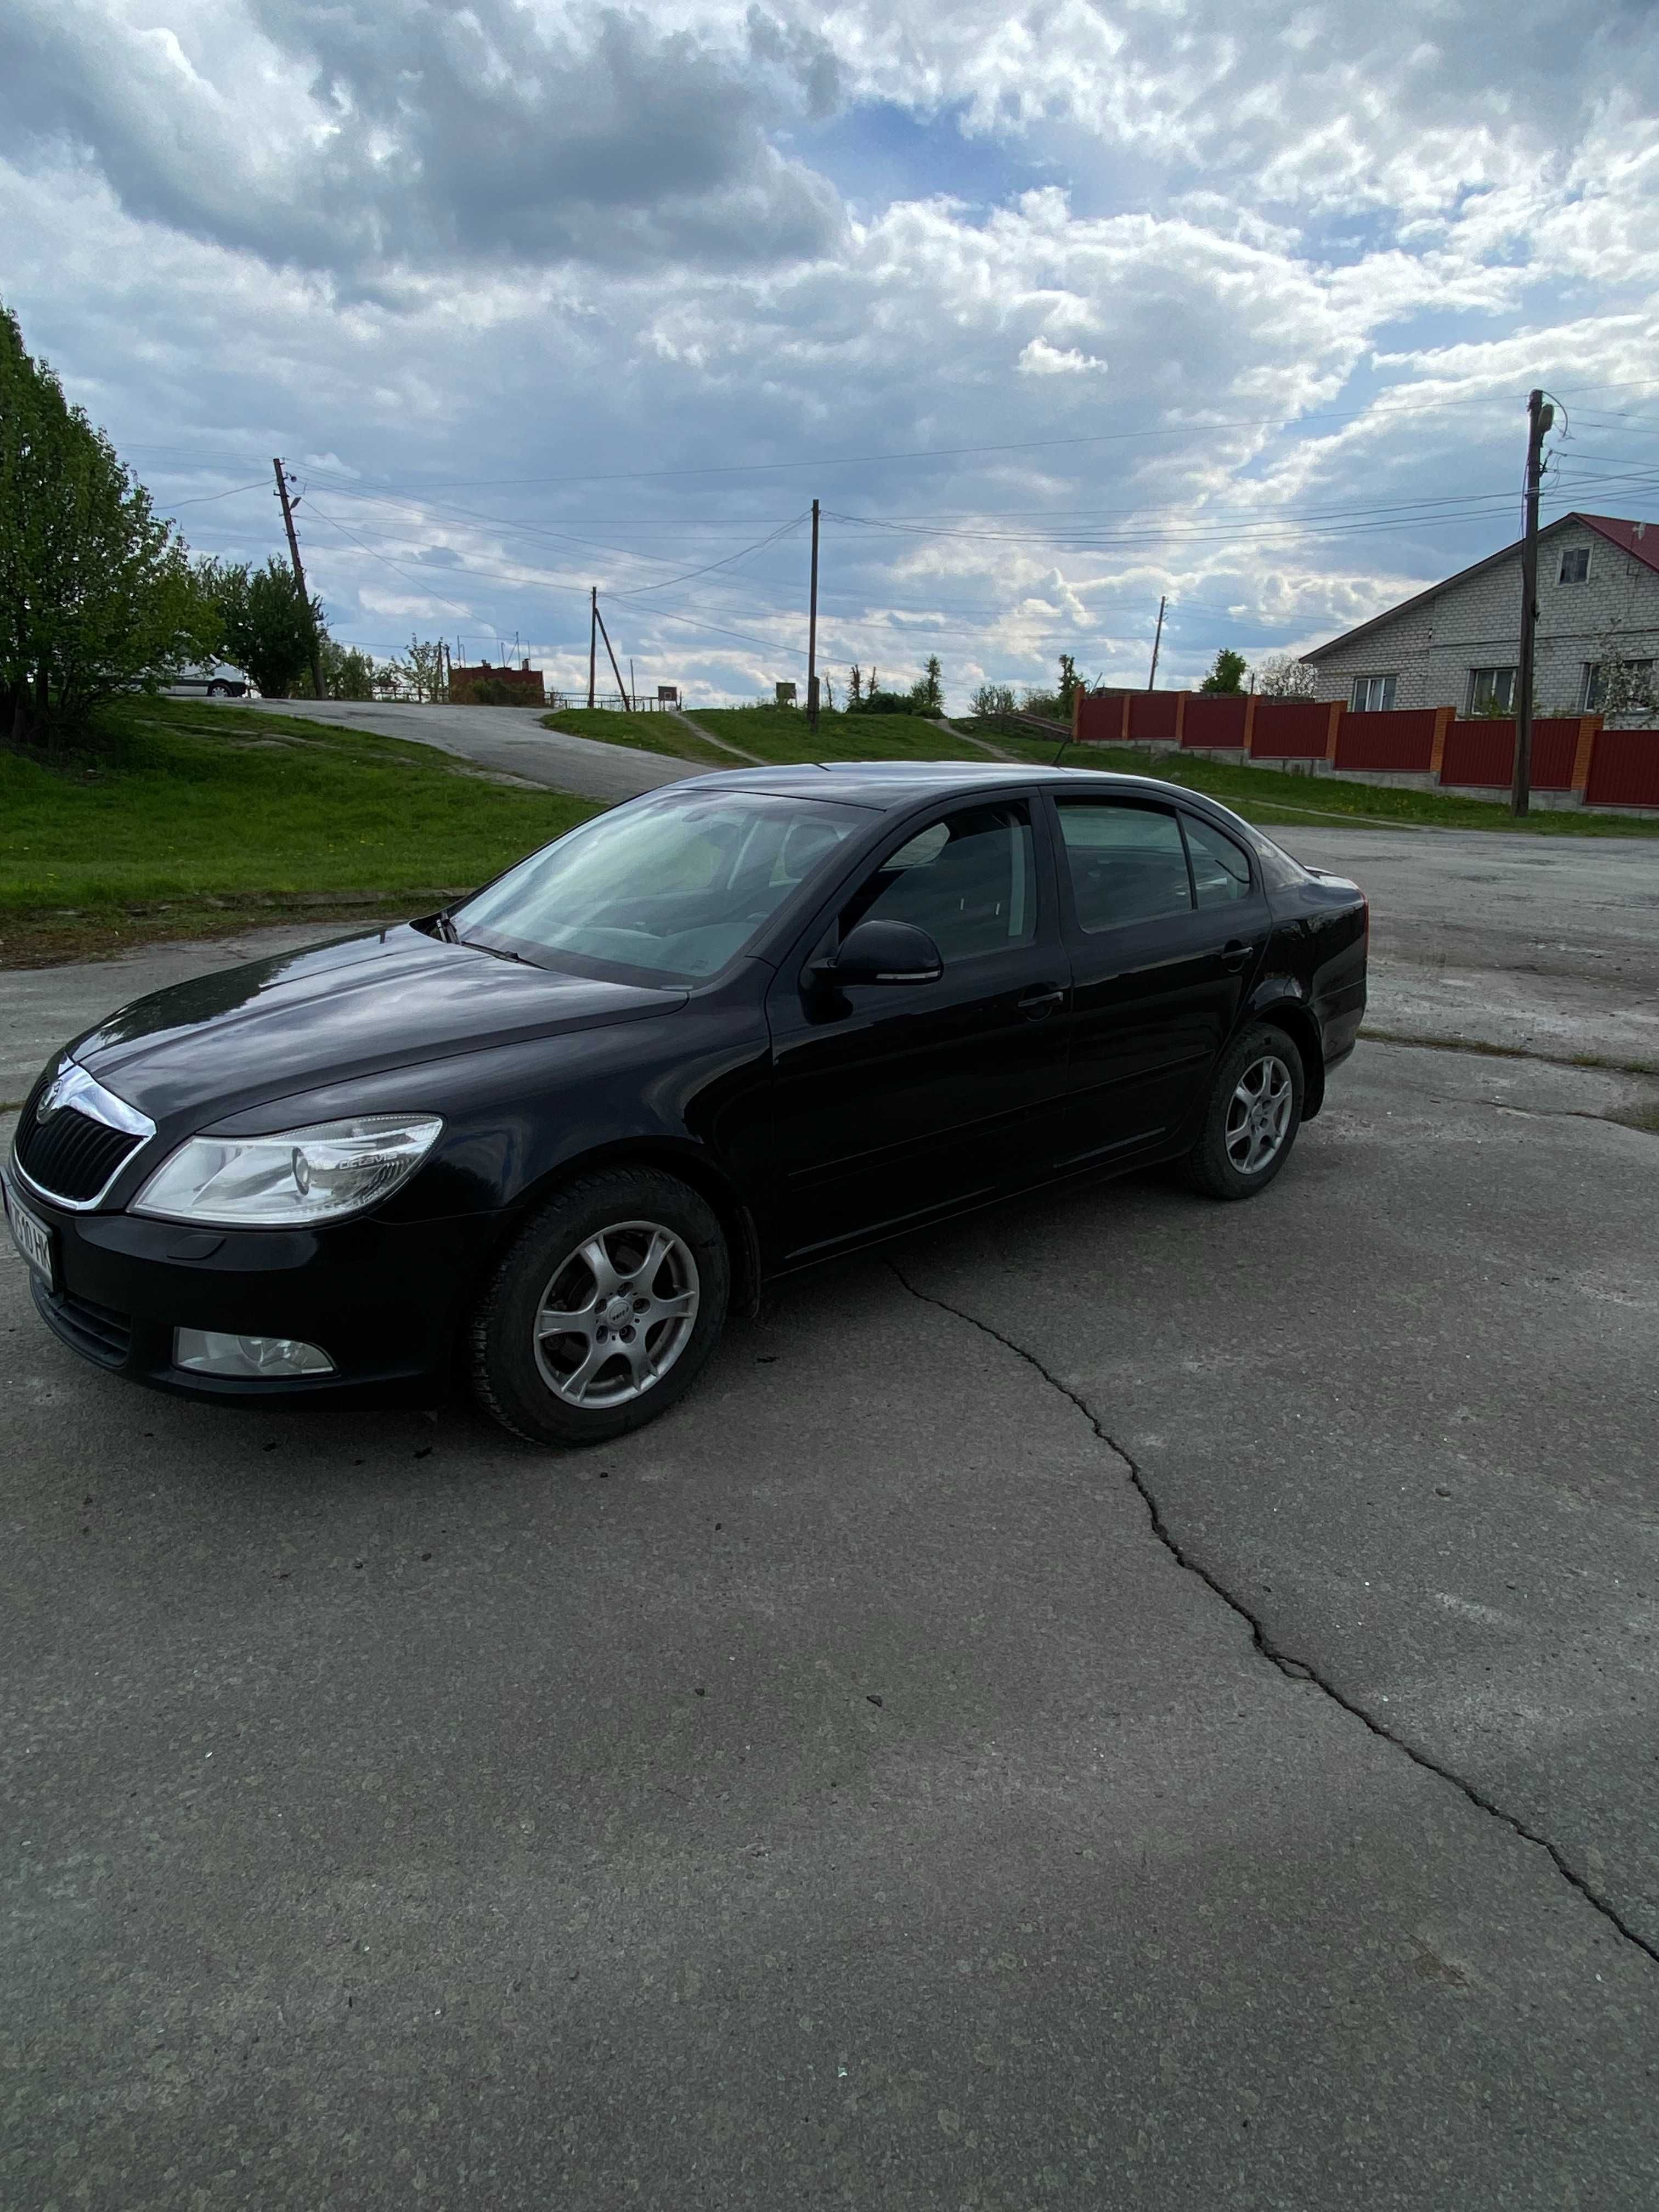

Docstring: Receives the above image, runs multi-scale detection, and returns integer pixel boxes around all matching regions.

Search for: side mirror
[817,917,943,986]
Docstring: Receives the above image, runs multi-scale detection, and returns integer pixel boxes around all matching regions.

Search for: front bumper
[15,1186,509,1408]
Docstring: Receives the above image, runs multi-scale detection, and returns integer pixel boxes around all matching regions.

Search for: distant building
[449,658,546,707]
[1301,512,1659,716]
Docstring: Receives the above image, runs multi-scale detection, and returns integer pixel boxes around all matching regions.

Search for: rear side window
[1182,816,1254,907]
[1055,802,1192,931]
[845,802,1036,961]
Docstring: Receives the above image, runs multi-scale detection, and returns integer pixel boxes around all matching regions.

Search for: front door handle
[1018,984,1066,1020]
[1219,940,1255,973]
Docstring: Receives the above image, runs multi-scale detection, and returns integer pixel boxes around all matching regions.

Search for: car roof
[667,760,1214,811]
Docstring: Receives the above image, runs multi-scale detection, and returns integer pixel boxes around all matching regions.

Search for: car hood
[69,924,686,1124]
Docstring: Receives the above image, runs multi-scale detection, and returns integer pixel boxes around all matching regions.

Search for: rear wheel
[1186,1024,1304,1200]
[471,1167,730,1447]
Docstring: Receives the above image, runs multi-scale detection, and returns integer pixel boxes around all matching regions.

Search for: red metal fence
[1249,699,1334,759]
[1438,718,1583,790]
[1069,690,1654,808]
[1178,696,1248,748]
[1335,708,1441,775]
[1584,729,1659,809]
[1128,691,1182,742]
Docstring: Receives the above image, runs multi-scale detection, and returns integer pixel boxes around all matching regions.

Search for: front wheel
[1186,1024,1304,1200]
[470,1167,730,1447]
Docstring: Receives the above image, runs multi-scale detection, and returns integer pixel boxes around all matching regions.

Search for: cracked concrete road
[4,827,1658,2209]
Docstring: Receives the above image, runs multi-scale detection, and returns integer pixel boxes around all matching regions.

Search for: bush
[2,299,218,746]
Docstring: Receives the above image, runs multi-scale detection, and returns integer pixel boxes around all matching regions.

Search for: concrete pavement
[1289,824,1659,1069]
[3,820,1657,2210]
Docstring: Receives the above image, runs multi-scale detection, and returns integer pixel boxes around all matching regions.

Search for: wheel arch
[504,1137,764,1315]
[1246,994,1326,1121]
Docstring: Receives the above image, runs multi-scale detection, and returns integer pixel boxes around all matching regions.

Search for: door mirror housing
[817,918,944,986]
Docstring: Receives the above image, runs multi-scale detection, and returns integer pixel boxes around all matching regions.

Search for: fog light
[174,1329,334,1378]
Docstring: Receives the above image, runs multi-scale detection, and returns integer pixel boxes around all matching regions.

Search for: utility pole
[273,458,326,702]
[1147,594,1166,690]
[588,588,597,711]
[594,597,630,709]
[1513,387,1554,817]
[806,498,820,733]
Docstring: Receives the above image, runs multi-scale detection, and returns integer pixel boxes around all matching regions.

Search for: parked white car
[165,663,253,699]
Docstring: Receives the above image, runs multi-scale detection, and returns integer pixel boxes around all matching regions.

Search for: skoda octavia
[5,765,1366,1447]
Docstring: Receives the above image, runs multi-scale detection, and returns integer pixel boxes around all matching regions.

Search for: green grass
[543,707,736,769]
[692,706,978,764]
[2,697,599,961]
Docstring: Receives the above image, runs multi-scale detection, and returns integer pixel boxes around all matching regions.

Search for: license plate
[2,1176,55,1293]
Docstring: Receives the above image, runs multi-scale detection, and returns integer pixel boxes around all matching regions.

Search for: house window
[1350,674,1397,712]
[1582,659,1655,712]
[1558,546,1592,585]
[1468,666,1517,715]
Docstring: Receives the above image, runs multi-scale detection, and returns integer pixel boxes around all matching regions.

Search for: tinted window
[457,792,868,980]
[1183,816,1253,907]
[1056,803,1192,930]
[847,803,1036,962]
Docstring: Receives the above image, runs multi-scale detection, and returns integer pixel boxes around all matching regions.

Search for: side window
[1182,816,1254,907]
[1055,802,1192,932]
[844,803,1036,962]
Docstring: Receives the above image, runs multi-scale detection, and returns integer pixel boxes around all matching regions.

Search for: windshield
[454,791,873,981]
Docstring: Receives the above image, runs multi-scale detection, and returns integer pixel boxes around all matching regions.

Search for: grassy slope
[2,698,597,962]
[674,707,974,765]
[542,707,736,769]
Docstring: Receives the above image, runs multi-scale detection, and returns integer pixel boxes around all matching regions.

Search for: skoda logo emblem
[37,1065,73,1123]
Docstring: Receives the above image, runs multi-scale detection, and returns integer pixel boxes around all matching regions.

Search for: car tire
[470,1167,730,1448]
[1185,1023,1305,1201]
[206,682,224,698]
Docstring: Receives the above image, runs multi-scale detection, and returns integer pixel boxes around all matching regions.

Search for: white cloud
[1018,338,1109,376]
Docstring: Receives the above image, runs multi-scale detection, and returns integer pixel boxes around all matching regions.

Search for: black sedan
[4,764,1367,1447]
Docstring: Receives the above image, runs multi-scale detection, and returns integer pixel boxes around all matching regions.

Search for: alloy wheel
[532,1219,701,1408]
[1224,1053,1294,1176]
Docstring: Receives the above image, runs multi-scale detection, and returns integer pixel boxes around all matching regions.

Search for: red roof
[1580,514,1659,577]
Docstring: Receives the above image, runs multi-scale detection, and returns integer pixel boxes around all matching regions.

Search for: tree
[972,681,1017,721]
[1199,648,1248,695]
[1,300,219,746]
[1593,653,1657,727]
[1057,653,1081,716]
[397,635,445,703]
[916,654,944,713]
[318,640,377,701]
[1254,653,1316,701]
[847,662,862,706]
[200,556,326,699]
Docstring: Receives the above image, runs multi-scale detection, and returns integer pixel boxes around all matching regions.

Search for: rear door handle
[1219,940,1256,973]
[1018,984,1066,1020]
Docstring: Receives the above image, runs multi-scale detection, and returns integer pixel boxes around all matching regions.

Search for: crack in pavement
[1361,1026,1659,1080]
[888,1258,1659,1971]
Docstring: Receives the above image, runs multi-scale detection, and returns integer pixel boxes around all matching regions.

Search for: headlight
[132,1114,443,1227]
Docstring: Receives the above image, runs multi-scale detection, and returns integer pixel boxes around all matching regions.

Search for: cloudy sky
[6,0,1659,707]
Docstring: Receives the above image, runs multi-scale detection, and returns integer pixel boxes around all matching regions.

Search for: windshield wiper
[459,935,532,966]
[430,911,459,943]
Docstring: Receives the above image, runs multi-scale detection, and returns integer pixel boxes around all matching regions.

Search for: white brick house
[1301,512,1659,717]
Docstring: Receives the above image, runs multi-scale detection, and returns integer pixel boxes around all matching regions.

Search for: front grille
[37,1285,134,1368]
[15,1088,144,1204]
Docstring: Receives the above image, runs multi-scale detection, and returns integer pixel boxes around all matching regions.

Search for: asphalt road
[3,830,1657,2209]
[255,696,689,801]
